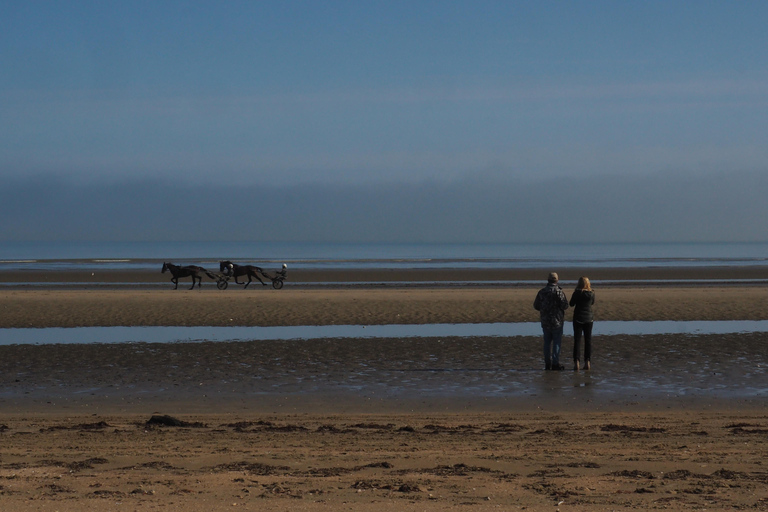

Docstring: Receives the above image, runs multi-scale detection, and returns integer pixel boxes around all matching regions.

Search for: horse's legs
[252,269,267,286]
[244,275,251,289]
[172,277,179,289]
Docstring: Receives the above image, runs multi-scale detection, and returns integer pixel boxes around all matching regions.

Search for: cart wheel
[272,279,284,290]
[217,278,228,290]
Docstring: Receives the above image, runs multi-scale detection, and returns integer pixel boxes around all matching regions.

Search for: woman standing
[569,277,595,371]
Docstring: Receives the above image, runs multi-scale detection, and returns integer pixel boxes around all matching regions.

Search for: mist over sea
[1,241,767,271]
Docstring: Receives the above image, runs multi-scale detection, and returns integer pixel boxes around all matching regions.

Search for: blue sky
[1,1,767,243]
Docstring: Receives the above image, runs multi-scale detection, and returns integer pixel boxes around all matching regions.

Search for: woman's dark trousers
[573,321,593,362]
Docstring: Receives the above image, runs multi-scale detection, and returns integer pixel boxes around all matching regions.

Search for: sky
[2,1,768,244]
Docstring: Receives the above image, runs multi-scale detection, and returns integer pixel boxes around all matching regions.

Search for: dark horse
[161,262,216,290]
[219,260,267,288]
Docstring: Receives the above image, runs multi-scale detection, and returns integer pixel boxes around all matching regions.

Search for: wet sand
[0,267,766,510]
[0,332,765,413]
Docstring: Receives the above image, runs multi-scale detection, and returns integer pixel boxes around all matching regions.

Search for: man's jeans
[542,324,564,369]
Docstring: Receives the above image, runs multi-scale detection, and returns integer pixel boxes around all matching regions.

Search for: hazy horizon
[2,169,765,244]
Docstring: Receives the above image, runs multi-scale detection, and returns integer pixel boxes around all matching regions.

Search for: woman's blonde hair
[577,277,592,291]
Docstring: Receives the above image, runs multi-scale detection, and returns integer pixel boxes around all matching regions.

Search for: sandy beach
[0,267,766,510]
[1,265,768,328]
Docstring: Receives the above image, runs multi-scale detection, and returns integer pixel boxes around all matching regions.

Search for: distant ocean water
[0,241,767,271]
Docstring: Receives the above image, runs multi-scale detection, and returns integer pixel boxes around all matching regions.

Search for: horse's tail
[205,271,217,280]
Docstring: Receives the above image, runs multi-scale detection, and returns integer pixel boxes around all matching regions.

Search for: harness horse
[217,261,287,290]
[219,261,267,288]
[161,262,216,290]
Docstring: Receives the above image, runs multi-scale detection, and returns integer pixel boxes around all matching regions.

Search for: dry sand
[2,285,768,328]
[1,411,767,511]
[0,267,766,510]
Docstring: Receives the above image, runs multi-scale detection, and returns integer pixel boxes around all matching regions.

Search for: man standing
[533,272,569,371]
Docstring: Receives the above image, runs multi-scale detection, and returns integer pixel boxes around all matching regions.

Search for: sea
[2,240,768,271]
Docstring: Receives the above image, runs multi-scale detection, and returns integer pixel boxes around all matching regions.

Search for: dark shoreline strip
[2,266,768,286]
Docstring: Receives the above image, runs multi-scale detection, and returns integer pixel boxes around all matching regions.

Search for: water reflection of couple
[533,272,595,371]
